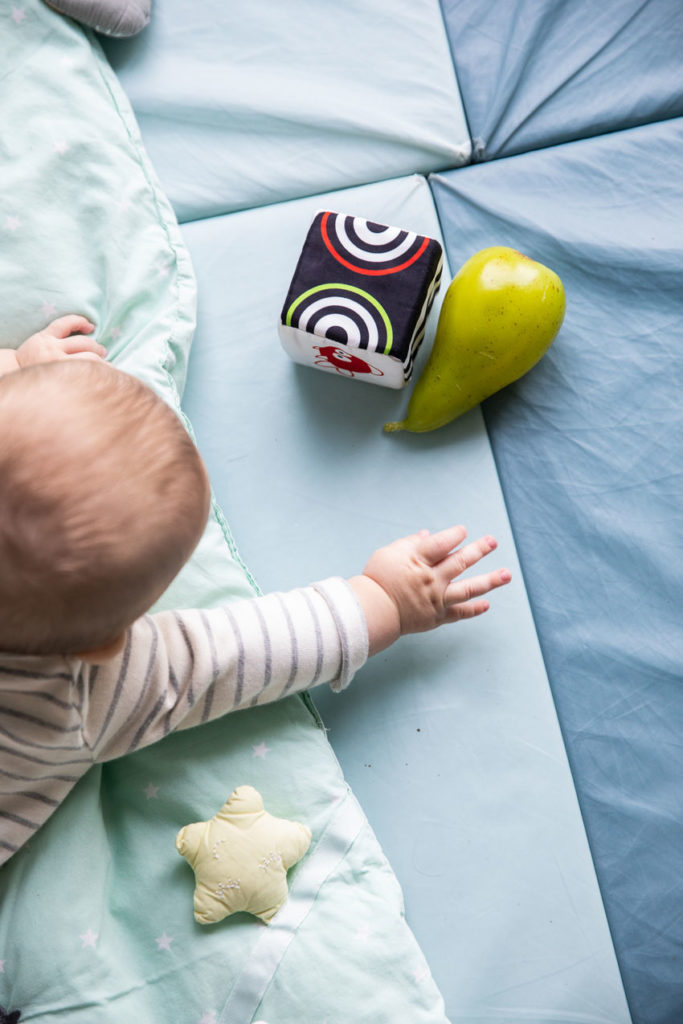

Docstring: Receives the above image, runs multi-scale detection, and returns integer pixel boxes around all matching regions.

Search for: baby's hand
[15,315,106,370]
[350,526,511,656]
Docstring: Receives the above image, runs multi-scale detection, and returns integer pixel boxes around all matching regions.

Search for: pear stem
[383,421,405,433]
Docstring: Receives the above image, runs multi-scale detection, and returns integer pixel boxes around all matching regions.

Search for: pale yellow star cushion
[175,785,312,924]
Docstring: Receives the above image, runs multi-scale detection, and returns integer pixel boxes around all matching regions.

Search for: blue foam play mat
[1,2,681,1022]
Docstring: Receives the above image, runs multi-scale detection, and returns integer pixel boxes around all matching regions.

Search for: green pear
[384,246,565,433]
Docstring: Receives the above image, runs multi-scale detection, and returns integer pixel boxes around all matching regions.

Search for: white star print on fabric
[53,140,69,155]
[0,959,5,972]
[252,742,270,758]
[80,928,98,949]
[11,8,26,24]
[155,932,173,951]
[144,782,159,799]
[155,255,173,277]
[355,923,373,940]
[6,216,21,232]
[42,301,57,318]
[412,964,430,982]
[199,1012,217,1024]
[108,325,122,340]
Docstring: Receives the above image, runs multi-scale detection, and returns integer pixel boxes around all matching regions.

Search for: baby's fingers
[444,567,511,607]
[444,599,491,622]
[440,534,499,580]
[418,525,467,565]
[47,315,95,339]
[70,351,106,363]
[444,564,511,622]
[60,335,107,359]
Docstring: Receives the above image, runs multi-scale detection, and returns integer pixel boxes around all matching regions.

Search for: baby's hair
[0,360,210,656]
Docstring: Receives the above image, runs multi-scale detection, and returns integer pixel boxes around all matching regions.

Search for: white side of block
[278,323,407,389]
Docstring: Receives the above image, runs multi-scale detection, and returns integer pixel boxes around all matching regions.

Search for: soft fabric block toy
[175,786,312,925]
[279,211,443,389]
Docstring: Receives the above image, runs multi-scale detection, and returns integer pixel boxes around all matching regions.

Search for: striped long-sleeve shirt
[0,577,368,866]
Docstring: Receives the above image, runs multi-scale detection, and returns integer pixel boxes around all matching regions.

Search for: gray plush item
[45,0,151,37]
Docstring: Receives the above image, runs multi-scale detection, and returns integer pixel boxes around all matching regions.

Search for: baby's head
[0,360,210,657]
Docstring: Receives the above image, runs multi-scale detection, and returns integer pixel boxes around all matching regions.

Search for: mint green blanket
[0,4,447,1021]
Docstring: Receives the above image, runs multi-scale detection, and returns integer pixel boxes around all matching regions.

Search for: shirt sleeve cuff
[311,577,369,692]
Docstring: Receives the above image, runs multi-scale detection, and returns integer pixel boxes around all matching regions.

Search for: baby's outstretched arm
[0,315,105,374]
[74,526,510,764]
[349,525,511,655]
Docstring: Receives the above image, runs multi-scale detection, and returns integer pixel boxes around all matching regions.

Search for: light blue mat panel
[440,0,683,160]
[431,117,683,1024]
[180,172,631,1022]
[103,0,470,223]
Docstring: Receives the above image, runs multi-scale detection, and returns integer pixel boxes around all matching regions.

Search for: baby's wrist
[348,574,401,657]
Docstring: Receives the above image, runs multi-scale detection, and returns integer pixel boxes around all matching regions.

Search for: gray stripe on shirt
[0,665,71,682]
[300,589,324,686]
[199,610,219,723]
[0,807,38,830]
[168,664,180,695]
[0,764,79,784]
[276,594,299,694]
[316,584,351,687]
[22,690,76,712]
[0,721,83,751]
[251,601,272,706]
[0,705,80,732]
[0,741,90,769]
[173,612,196,705]
[88,664,99,697]
[127,692,168,753]
[223,606,245,708]
[123,617,160,742]
[22,789,59,808]
[92,630,132,749]
[165,665,181,735]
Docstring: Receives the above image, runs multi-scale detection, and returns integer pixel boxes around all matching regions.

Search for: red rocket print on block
[313,344,384,379]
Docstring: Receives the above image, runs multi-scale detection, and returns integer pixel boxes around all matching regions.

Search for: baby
[0,317,511,865]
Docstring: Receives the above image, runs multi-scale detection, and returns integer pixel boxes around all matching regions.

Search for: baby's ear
[44,0,152,38]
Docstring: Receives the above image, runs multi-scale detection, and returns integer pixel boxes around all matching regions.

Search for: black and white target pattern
[285,283,393,354]
[320,212,429,275]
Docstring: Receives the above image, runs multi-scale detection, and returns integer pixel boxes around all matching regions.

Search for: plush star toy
[176,786,312,925]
